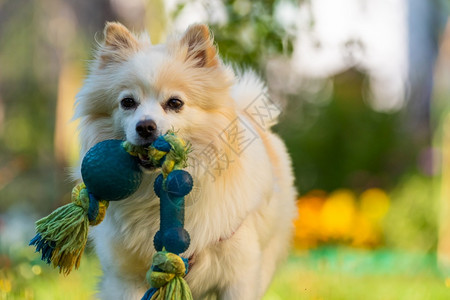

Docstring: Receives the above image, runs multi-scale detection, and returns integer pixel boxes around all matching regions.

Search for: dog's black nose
[136,119,157,138]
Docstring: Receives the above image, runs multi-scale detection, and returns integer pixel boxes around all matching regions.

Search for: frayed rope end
[29,183,107,275]
[141,251,193,300]
[29,233,55,264]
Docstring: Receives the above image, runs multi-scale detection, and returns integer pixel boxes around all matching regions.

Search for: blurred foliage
[0,2,56,213]
[0,0,90,213]
[383,174,439,252]
[208,0,295,69]
[173,0,296,69]
[275,70,420,193]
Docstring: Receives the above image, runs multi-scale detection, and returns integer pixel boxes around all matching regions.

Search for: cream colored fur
[73,22,296,300]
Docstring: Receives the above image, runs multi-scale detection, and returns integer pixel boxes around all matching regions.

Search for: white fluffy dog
[73,22,296,300]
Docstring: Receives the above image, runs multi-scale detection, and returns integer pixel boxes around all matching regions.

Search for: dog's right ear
[98,22,139,67]
[179,24,218,68]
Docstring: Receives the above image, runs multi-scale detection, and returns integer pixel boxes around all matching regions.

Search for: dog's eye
[166,98,184,111]
[121,97,137,109]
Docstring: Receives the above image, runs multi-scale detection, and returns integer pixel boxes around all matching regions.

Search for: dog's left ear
[180,24,218,68]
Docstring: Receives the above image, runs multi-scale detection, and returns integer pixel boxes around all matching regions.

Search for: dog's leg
[218,256,261,300]
[257,228,292,298]
[217,224,262,300]
[91,221,150,300]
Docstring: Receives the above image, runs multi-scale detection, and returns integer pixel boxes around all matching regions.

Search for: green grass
[1,253,101,300]
[2,247,449,299]
[264,248,450,300]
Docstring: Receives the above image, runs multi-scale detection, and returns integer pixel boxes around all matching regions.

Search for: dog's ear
[99,22,139,66]
[180,24,218,68]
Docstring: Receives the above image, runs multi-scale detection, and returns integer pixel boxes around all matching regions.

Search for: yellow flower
[0,278,12,293]
[360,188,390,223]
[294,191,326,248]
[351,214,379,247]
[319,189,356,241]
[293,188,390,250]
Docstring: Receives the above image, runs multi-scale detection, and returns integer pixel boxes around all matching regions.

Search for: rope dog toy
[30,132,193,299]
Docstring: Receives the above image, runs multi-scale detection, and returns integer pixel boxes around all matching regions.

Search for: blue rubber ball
[81,140,143,201]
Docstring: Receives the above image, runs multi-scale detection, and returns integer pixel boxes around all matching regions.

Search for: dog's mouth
[136,149,158,171]
[126,141,158,171]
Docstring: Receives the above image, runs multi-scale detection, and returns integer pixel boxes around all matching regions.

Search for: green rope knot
[123,131,190,179]
[144,251,193,300]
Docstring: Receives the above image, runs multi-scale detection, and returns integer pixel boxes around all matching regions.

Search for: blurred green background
[1,0,450,299]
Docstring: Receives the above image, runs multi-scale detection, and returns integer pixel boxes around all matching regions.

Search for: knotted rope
[141,251,192,300]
